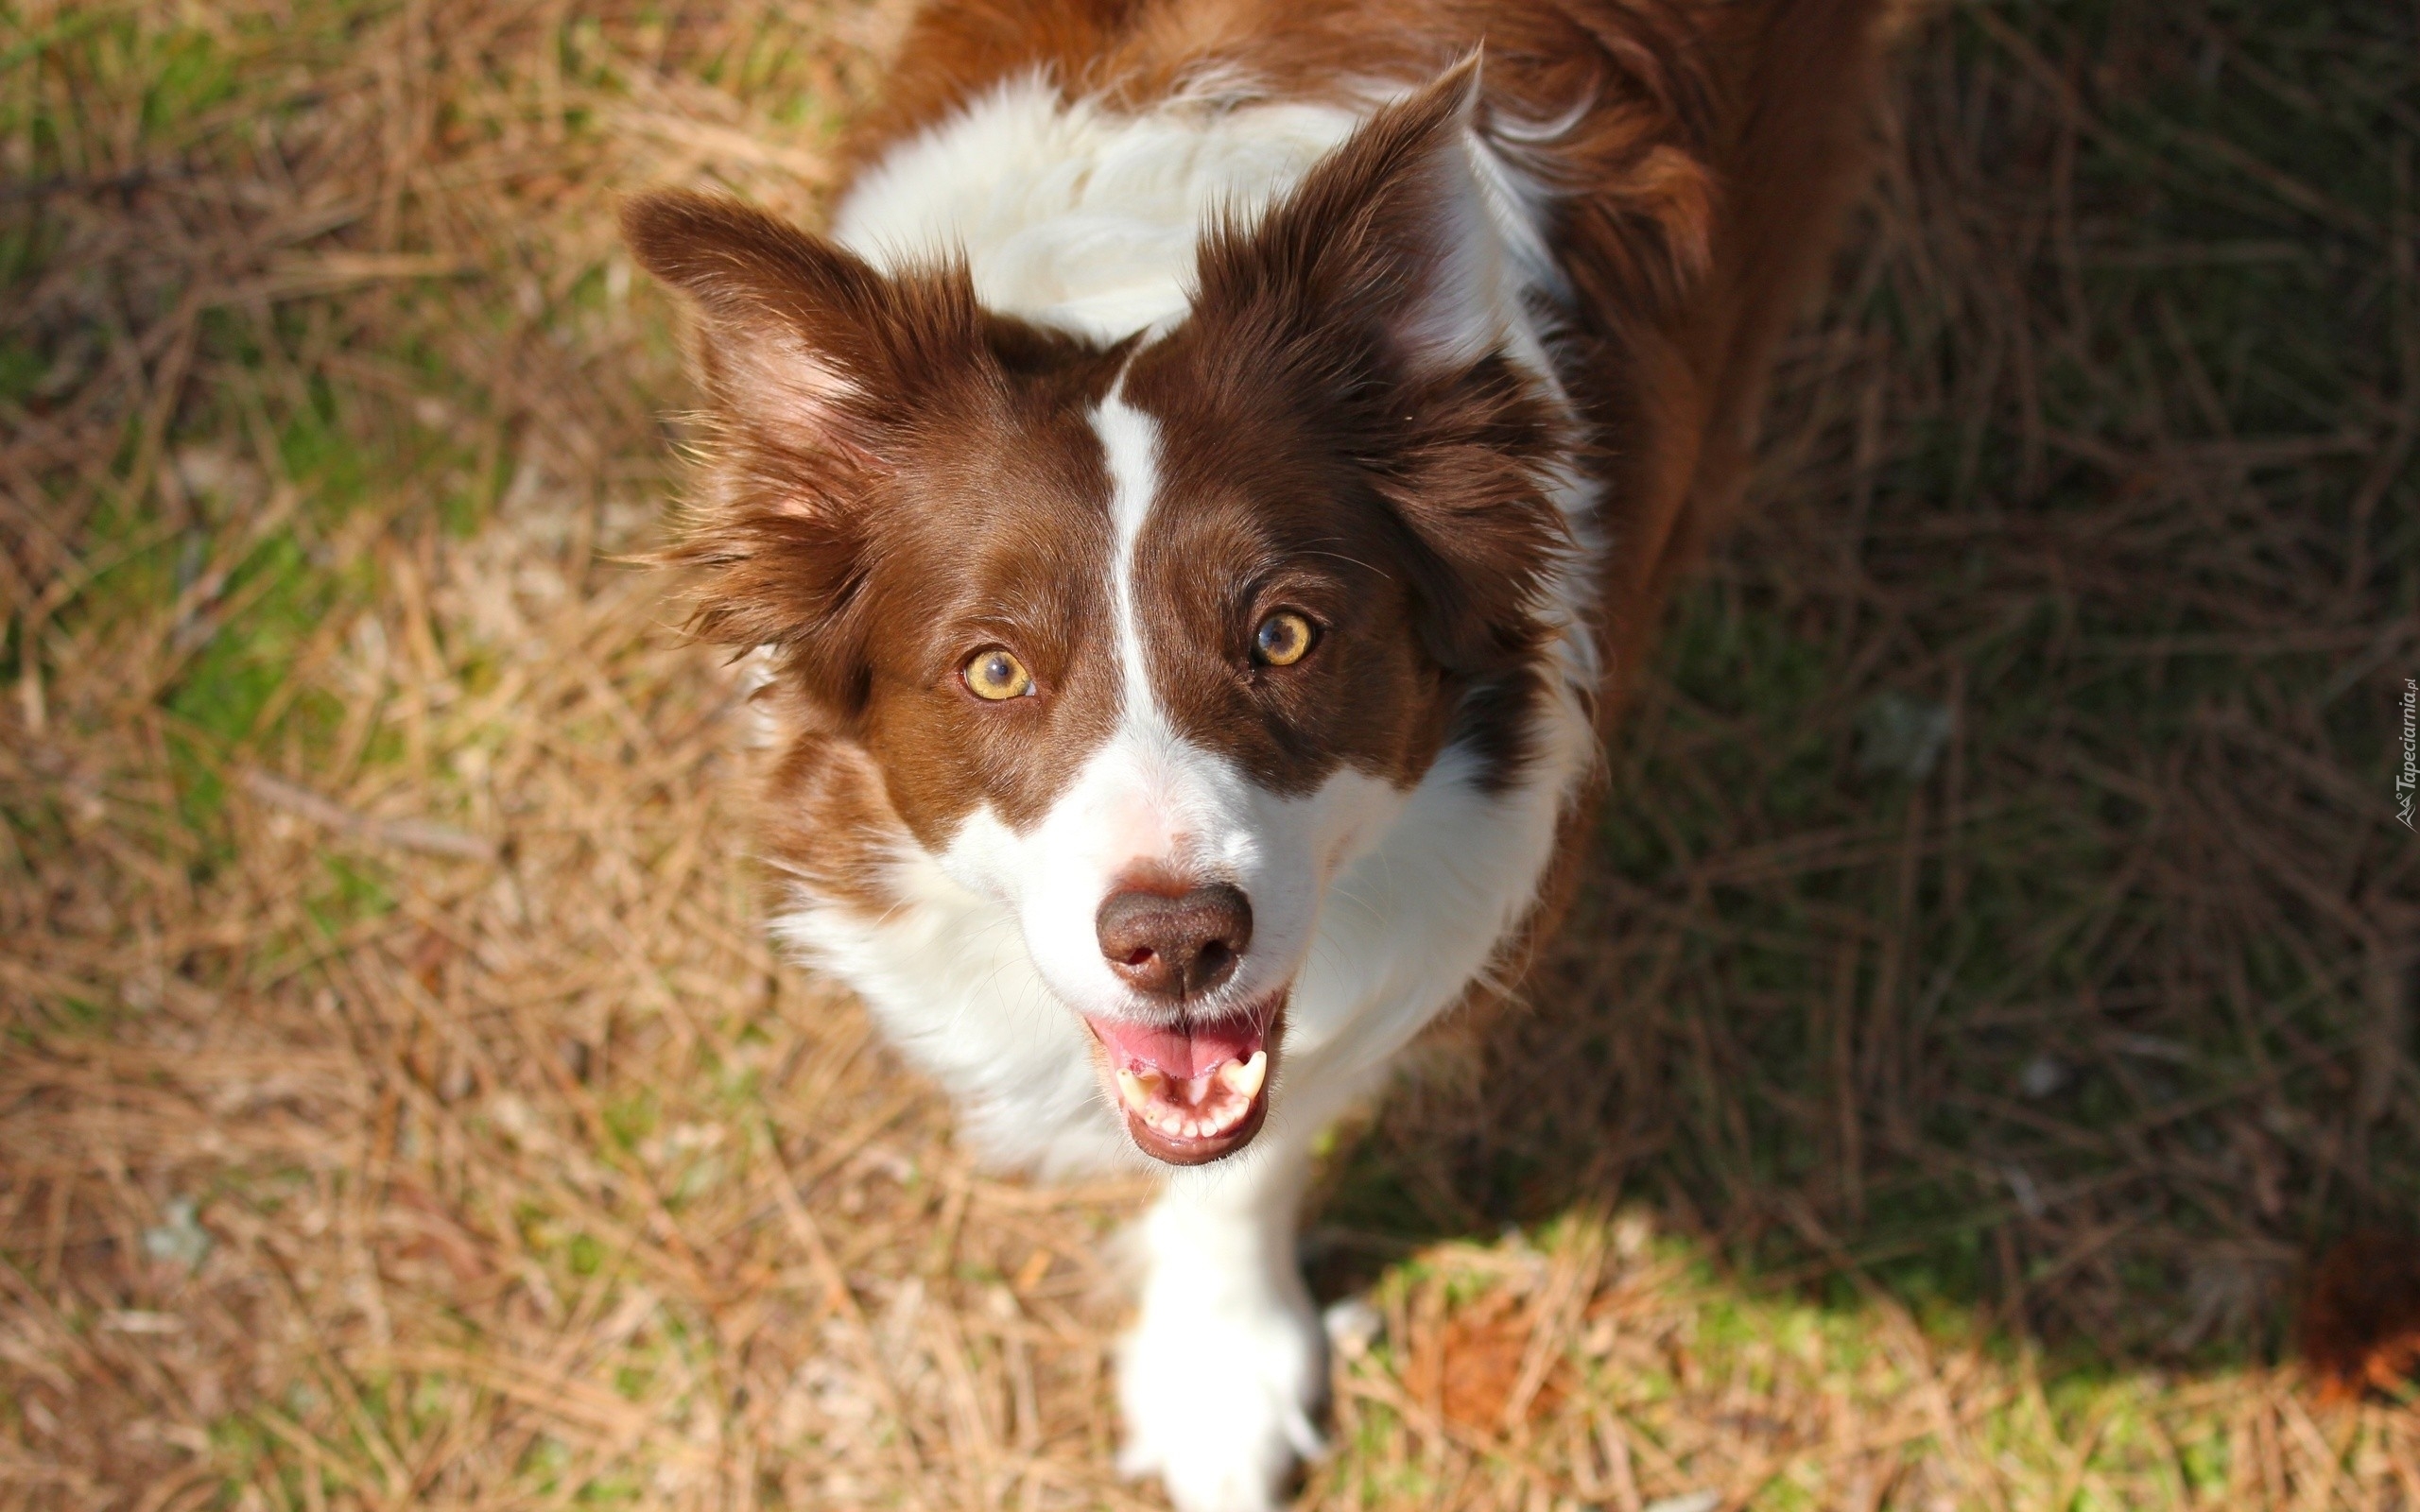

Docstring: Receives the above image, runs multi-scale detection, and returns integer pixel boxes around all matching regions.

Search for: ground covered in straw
[3,0,2416,1507]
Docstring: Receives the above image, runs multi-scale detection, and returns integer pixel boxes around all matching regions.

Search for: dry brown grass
[3,0,2415,1508]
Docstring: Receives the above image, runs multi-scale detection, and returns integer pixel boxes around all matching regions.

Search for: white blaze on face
[934,389,1406,1029]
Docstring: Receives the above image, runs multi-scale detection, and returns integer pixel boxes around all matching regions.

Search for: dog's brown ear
[624,193,995,707]
[1190,54,1499,380]
[1182,58,1571,681]
[622,191,986,472]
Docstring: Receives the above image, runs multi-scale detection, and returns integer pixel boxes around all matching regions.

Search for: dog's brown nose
[1096,883,1253,1000]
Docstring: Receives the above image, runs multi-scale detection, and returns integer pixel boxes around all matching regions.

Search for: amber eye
[1253,610,1315,667]
[962,648,1034,700]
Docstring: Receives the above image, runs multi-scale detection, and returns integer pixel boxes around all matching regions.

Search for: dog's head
[626,66,1571,1164]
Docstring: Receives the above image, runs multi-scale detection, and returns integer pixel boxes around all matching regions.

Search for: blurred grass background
[2,0,2414,1508]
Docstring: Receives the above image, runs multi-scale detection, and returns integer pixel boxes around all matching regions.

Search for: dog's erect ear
[1190,54,1504,379]
[624,193,997,706]
[1181,56,1571,681]
[622,191,987,472]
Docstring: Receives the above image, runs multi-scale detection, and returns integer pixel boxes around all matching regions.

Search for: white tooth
[1117,1068,1163,1113]
[1219,1051,1268,1100]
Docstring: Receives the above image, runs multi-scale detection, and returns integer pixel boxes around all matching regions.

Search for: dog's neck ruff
[834,76,1365,339]
[778,72,1606,1177]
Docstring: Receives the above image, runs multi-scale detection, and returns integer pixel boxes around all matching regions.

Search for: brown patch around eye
[962,647,1034,699]
[1253,611,1315,667]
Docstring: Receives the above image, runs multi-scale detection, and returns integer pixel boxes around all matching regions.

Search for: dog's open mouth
[1083,997,1284,1165]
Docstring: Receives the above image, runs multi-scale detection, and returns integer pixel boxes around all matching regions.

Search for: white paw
[1115,1283,1326,1512]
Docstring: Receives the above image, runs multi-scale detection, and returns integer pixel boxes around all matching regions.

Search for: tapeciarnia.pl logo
[2399,677,2416,831]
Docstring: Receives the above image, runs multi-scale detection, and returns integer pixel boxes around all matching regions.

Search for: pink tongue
[1087,1012,1266,1079]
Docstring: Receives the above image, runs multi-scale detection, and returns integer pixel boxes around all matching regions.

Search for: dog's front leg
[1116,1128,1326,1512]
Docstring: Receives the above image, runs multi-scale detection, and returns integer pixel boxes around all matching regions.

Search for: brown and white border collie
[626,2,1893,1504]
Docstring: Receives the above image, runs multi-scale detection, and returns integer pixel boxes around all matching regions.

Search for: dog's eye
[1253,611,1315,667]
[962,648,1034,700]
